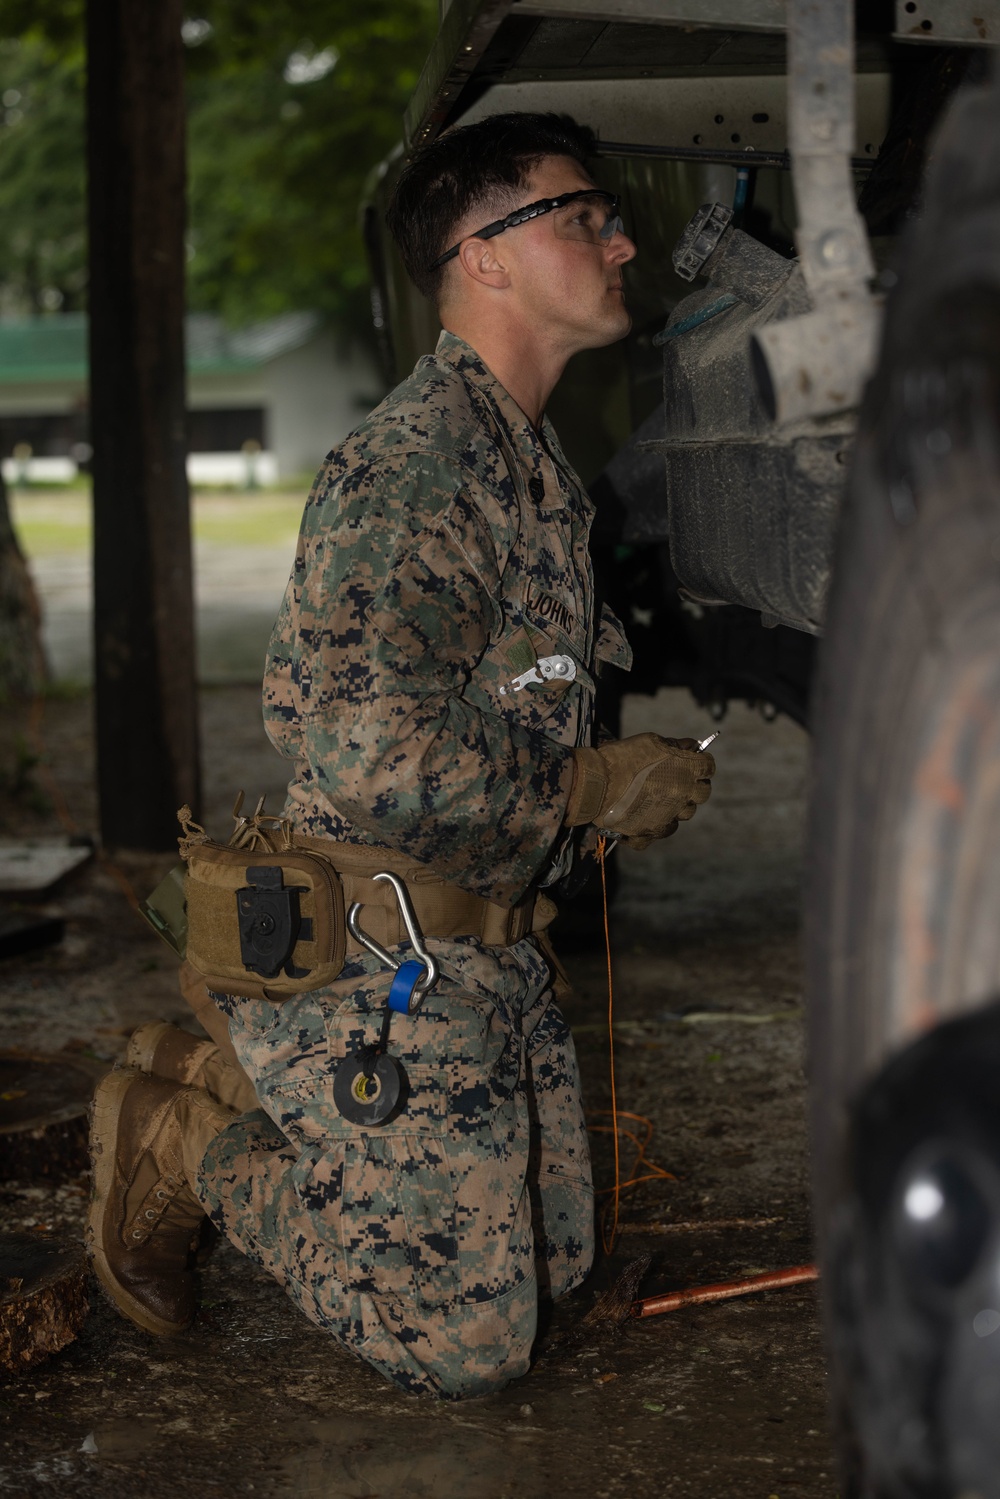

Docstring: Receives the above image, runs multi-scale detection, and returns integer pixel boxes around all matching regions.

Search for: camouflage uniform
[194,332,632,1397]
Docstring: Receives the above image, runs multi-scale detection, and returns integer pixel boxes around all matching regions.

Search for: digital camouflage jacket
[263,331,632,907]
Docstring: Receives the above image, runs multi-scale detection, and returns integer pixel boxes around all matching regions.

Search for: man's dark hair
[386,112,597,301]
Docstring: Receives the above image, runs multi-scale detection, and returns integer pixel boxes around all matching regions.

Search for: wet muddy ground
[0,682,834,1498]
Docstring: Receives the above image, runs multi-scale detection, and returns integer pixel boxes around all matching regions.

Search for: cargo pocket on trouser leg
[338,1130,461,1308]
[328,1040,539,1400]
[335,1127,537,1398]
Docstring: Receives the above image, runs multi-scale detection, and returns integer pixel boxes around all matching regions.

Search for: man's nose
[607,228,636,264]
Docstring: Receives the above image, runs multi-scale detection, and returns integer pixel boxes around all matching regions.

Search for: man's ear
[457,236,511,290]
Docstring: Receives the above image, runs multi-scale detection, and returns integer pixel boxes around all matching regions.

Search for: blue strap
[653,293,739,346]
[387,959,427,1015]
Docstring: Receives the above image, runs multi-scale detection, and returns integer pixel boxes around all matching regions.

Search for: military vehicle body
[364,0,906,724]
[365,4,1000,1492]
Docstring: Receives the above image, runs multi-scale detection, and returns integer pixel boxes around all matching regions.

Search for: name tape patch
[525,586,577,637]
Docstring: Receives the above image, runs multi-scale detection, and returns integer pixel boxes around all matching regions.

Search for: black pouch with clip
[177,796,346,1001]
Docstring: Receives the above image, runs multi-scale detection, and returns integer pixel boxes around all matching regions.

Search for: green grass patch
[10,487,306,557]
[10,494,91,554]
[193,493,304,547]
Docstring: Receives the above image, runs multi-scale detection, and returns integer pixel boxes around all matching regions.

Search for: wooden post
[86,0,200,848]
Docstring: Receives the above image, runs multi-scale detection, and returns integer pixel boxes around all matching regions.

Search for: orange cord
[592,836,678,1257]
[591,1109,677,1199]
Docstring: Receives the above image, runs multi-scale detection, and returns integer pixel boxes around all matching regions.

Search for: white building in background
[0,310,382,485]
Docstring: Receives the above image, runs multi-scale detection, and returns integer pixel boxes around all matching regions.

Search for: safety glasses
[428,189,624,270]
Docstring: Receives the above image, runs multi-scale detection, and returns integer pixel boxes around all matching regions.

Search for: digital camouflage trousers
[194,934,594,1398]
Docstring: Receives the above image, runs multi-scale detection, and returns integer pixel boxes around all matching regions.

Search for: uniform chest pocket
[521,580,593,678]
[518,572,590,669]
[492,622,594,736]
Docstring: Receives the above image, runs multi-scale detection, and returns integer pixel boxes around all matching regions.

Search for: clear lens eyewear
[429,189,625,270]
[551,192,624,246]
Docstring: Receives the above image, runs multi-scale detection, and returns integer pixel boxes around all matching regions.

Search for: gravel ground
[0,682,834,1499]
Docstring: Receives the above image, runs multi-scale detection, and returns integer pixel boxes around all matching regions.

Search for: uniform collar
[433,330,587,514]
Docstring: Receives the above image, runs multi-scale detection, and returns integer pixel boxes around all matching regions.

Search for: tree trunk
[86,0,201,849]
[0,1052,104,1181]
[0,473,47,702]
[0,1234,88,1375]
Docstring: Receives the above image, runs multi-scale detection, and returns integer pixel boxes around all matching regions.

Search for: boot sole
[86,1068,193,1338]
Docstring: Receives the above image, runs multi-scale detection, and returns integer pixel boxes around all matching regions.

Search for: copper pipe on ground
[632,1263,818,1319]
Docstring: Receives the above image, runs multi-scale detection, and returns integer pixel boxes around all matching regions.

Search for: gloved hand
[565,732,715,845]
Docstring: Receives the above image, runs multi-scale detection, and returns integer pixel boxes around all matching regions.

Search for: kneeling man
[88,112,714,1398]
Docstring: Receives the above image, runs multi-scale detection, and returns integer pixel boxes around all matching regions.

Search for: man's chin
[593,308,632,347]
[566,304,632,355]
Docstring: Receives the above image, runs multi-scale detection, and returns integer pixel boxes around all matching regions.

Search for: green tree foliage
[0,35,87,315]
[184,0,435,331]
[0,0,435,330]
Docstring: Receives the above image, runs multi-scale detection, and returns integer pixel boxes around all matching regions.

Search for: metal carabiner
[346,870,439,997]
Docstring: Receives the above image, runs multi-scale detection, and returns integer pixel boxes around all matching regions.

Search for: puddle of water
[86,1416,164,1461]
[273,1415,542,1499]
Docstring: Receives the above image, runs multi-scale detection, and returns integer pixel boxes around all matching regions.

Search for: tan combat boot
[125,1021,258,1115]
[86,1067,236,1336]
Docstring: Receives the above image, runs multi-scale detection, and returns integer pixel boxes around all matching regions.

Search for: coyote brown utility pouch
[175,793,546,1004]
[177,799,345,1002]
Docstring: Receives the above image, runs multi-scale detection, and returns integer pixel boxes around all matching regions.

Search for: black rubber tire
[806,62,1000,1495]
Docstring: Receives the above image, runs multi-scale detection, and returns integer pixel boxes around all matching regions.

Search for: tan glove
[565,732,715,844]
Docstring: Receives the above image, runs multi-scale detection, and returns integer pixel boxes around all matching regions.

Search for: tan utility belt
[176,799,544,1003]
